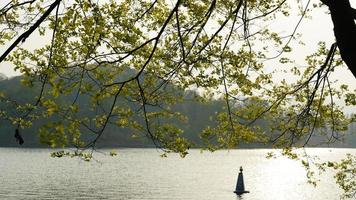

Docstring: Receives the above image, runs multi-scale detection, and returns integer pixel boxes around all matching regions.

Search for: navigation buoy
[234,166,249,195]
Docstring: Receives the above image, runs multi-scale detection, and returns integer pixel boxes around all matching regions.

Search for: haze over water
[0,148,354,200]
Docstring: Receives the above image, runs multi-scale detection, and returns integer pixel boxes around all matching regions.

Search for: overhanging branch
[0,0,62,63]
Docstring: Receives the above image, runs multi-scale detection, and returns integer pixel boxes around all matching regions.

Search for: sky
[0,1,355,80]
[0,0,355,111]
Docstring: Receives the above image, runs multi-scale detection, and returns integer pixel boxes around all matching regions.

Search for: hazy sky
[0,1,355,99]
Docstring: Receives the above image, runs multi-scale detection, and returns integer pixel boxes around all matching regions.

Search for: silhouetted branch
[265,0,312,60]
[0,0,62,63]
[0,0,36,18]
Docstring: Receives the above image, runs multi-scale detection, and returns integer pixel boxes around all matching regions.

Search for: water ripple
[0,148,353,200]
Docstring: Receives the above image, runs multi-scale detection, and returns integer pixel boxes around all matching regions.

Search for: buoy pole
[234,166,249,195]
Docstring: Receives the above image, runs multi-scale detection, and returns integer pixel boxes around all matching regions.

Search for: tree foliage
[0,0,355,198]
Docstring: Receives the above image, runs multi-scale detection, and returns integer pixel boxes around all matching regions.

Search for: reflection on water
[0,148,353,200]
[236,195,245,200]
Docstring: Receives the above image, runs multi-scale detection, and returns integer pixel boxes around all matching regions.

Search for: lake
[0,148,354,200]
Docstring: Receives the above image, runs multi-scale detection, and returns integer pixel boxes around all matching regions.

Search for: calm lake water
[0,148,354,200]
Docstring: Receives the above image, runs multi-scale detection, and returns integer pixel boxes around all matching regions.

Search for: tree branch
[0,0,62,63]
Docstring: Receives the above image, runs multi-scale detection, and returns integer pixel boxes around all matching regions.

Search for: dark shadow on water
[235,194,244,200]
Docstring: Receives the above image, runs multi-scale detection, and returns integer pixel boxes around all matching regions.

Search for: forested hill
[0,76,355,148]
